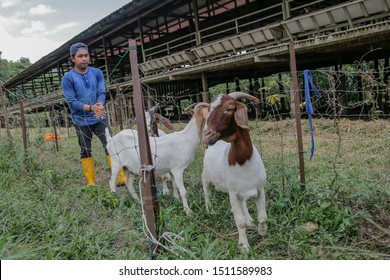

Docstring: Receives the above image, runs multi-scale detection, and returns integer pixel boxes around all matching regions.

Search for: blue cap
[70,42,88,57]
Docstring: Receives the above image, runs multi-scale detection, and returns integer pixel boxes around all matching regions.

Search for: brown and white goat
[202,92,267,251]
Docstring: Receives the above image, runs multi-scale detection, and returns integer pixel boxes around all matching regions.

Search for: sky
[0,0,131,63]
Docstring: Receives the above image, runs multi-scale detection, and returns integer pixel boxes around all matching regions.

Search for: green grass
[0,118,389,260]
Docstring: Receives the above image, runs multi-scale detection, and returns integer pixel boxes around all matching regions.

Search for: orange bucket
[43,132,61,141]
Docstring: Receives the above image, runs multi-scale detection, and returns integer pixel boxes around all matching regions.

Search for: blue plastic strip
[304,70,321,160]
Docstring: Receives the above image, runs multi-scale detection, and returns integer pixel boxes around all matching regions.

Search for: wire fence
[1,69,389,181]
[1,68,389,257]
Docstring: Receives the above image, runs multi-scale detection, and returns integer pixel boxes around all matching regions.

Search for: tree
[0,51,11,82]
[0,53,32,83]
[9,57,31,77]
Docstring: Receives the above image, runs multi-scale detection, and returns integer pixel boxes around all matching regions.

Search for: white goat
[144,104,174,195]
[202,92,267,251]
[106,102,209,214]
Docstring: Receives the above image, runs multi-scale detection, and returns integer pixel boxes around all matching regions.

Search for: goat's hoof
[184,208,192,215]
[240,244,250,253]
[258,223,267,237]
[246,220,255,228]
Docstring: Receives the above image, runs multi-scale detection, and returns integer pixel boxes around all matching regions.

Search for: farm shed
[2,0,390,122]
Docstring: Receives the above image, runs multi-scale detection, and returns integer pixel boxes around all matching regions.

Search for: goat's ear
[201,107,210,120]
[234,102,250,130]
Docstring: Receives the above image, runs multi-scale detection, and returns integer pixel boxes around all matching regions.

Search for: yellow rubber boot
[106,155,127,186]
[80,157,96,186]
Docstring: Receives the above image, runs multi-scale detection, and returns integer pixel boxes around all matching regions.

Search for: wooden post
[128,39,160,254]
[201,72,209,103]
[18,97,28,152]
[0,82,14,151]
[116,84,124,130]
[111,101,116,127]
[116,97,124,131]
[50,105,59,152]
[102,36,111,84]
[64,110,71,138]
[288,41,306,188]
[128,96,134,119]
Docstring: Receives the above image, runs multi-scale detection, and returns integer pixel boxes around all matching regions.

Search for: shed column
[201,72,209,103]
[102,36,111,84]
[192,0,201,45]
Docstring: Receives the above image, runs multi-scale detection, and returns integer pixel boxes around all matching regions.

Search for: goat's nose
[203,129,212,141]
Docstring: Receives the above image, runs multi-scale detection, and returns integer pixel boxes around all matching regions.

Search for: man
[61,42,126,186]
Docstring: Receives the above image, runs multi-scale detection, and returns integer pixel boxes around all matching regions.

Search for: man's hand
[92,102,105,119]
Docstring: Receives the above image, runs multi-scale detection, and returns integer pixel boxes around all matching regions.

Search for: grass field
[0,118,389,260]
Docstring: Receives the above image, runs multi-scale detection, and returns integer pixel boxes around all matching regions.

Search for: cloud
[52,22,79,32]
[0,0,20,8]
[0,13,78,62]
[0,22,61,62]
[0,14,25,32]
[21,21,46,36]
[30,4,57,15]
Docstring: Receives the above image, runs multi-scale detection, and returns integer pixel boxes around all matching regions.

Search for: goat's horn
[228,92,259,104]
[185,102,210,112]
[194,102,210,110]
[148,103,160,114]
[184,103,197,112]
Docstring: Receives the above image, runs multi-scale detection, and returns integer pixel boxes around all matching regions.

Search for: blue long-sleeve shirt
[61,67,106,126]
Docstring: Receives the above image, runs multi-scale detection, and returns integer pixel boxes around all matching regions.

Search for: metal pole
[128,39,160,254]
[288,41,306,188]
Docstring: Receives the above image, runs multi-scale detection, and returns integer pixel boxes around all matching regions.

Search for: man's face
[72,50,90,70]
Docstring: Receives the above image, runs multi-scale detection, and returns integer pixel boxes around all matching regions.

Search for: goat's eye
[224,108,234,113]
